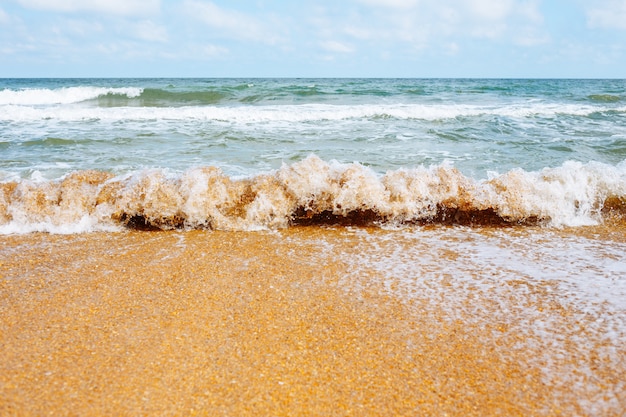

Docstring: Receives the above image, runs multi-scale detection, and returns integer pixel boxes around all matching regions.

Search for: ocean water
[1,78,626,414]
[1,78,625,232]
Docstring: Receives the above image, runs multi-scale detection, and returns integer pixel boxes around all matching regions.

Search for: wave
[0,85,245,107]
[588,94,621,103]
[0,86,143,106]
[1,156,625,234]
[130,88,227,106]
[2,102,625,123]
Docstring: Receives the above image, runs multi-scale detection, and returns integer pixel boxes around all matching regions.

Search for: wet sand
[0,227,624,416]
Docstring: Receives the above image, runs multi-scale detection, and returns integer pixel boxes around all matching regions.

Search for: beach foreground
[1,226,624,416]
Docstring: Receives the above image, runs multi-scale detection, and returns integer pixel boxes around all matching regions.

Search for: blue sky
[1,0,625,78]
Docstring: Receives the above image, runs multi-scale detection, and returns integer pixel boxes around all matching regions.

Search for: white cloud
[356,0,420,8]
[517,0,543,23]
[328,5,429,49]
[587,0,626,30]
[344,25,374,40]
[200,43,229,58]
[133,20,168,42]
[470,23,507,39]
[183,0,282,44]
[62,19,104,36]
[342,0,547,49]
[320,40,354,53]
[513,27,549,46]
[444,41,459,55]
[184,0,250,30]
[0,8,9,24]
[466,0,515,21]
[16,0,160,17]
[156,43,229,61]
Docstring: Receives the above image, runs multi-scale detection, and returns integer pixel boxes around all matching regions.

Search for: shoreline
[1,227,624,415]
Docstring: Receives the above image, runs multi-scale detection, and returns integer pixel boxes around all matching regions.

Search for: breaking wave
[2,102,625,124]
[0,86,143,106]
[1,156,625,234]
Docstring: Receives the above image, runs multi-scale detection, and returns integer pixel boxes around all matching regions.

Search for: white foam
[0,215,121,234]
[0,156,624,234]
[0,86,143,106]
[485,160,626,226]
[342,226,626,319]
[1,102,623,122]
[334,226,625,414]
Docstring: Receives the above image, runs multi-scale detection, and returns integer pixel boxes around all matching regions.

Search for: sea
[1,78,625,413]
[1,78,626,232]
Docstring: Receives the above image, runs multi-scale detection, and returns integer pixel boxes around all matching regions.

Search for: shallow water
[0,226,624,415]
[297,223,626,413]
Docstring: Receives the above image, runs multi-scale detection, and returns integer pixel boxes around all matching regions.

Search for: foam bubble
[331,225,626,414]
[0,156,624,234]
[486,161,626,226]
[1,102,623,123]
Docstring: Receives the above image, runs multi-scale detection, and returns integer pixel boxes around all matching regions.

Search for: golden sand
[0,227,624,416]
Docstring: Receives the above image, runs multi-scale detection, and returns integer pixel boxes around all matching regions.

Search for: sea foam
[1,101,624,123]
[1,156,624,234]
[0,86,143,106]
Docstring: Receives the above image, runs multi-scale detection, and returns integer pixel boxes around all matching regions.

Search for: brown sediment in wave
[602,195,626,217]
[289,206,539,227]
[1,156,624,232]
[1,227,624,416]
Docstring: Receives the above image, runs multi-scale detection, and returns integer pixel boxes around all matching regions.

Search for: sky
[1,0,625,78]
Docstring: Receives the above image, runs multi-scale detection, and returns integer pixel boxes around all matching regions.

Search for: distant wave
[588,94,621,103]
[131,88,227,105]
[0,85,254,107]
[0,86,143,106]
[1,155,624,234]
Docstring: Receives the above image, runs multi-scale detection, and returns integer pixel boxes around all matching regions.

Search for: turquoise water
[1,78,625,179]
[1,78,625,232]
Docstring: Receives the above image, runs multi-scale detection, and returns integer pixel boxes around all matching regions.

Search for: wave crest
[1,156,625,233]
[0,86,143,106]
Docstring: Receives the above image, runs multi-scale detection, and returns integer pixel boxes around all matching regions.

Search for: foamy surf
[0,86,143,106]
[4,79,625,185]
[2,102,624,123]
[1,155,624,234]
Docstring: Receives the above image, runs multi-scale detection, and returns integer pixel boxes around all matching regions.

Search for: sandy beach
[1,226,624,416]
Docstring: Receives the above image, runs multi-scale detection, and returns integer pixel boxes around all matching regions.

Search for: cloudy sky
[1,0,625,77]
